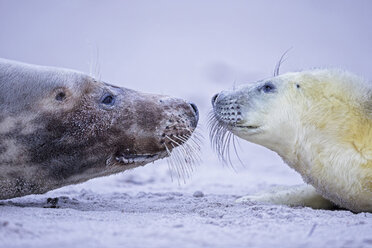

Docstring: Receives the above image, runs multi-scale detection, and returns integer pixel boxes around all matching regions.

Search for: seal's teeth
[114,154,160,165]
[115,156,129,164]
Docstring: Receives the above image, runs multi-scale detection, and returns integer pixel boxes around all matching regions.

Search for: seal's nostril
[189,102,199,127]
[189,102,199,117]
[211,93,219,106]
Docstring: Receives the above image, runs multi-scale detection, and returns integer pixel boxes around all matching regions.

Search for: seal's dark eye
[101,94,115,106]
[261,82,276,93]
[55,92,66,101]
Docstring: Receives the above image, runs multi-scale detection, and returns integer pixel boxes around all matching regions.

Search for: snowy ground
[1,147,372,248]
[1,1,372,247]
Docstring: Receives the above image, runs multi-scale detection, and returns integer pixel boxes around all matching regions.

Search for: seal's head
[210,69,372,212]
[0,59,199,199]
[211,69,371,156]
[209,73,300,159]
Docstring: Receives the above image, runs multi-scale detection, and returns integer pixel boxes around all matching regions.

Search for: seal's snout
[211,91,244,127]
[189,102,199,125]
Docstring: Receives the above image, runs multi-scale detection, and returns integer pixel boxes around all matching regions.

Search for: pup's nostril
[211,93,219,106]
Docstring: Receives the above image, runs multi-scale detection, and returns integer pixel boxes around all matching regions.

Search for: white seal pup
[0,58,199,199]
[210,69,372,212]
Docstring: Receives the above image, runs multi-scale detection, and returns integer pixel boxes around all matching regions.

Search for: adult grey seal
[210,69,372,212]
[0,58,199,199]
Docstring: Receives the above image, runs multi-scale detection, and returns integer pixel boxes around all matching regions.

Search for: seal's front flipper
[236,184,337,210]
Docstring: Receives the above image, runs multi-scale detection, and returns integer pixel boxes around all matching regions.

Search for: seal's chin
[232,124,263,137]
[114,152,168,165]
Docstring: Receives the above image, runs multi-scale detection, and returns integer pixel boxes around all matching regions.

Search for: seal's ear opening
[52,87,72,103]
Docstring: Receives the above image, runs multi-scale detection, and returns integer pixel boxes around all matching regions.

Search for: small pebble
[193,191,204,198]
[44,197,59,208]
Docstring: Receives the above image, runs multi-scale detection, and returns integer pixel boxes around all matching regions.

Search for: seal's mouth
[114,152,167,165]
[235,125,260,129]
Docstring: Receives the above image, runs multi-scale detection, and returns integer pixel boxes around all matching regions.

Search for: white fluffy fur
[219,69,372,212]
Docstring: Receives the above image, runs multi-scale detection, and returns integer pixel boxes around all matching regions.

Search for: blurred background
[1,0,372,193]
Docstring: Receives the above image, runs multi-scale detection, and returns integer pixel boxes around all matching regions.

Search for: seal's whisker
[172,140,189,180]
[166,135,195,178]
[164,143,175,182]
[182,126,203,154]
[166,143,185,183]
[216,128,230,161]
[166,144,179,178]
[208,109,244,167]
[191,137,203,150]
[274,47,292,77]
[181,146,195,177]
[226,133,240,171]
[165,135,180,145]
[225,132,233,166]
[161,121,204,183]
[190,131,204,144]
[184,126,204,143]
[88,45,102,80]
[167,137,188,181]
[94,47,101,80]
[174,136,196,161]
[232,135,245,167]
[181,135,201,156]
[167,146,182,183]
[177,135,200,154]
[183,134,197,150]
[175,135,202,168]
[221,130,231,161]
[185,137,203,164]
[163,125,203,183]
[170,143,188,183]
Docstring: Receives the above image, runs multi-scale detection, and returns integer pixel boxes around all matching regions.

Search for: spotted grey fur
[0,59,198,199]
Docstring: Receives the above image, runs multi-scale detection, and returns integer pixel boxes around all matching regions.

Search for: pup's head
[210,69,371,158]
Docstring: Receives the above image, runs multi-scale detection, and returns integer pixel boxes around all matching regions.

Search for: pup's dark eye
[55,92,66,101]
[101,94,115,106]
[261,82,276,93]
